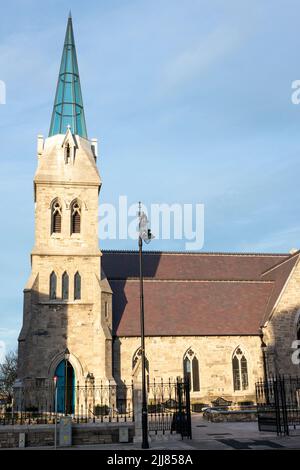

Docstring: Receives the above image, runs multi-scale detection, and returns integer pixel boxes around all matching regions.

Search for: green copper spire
[49,14,88,138]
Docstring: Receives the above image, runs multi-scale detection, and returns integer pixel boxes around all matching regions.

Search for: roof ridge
[261,251,300,277]
[102,249,288,257]
[109,278,274,284]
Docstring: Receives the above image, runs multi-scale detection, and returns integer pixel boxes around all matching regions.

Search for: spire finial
[49,15,87,139]
[68,10,72,19]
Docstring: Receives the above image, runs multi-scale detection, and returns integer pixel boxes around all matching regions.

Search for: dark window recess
[65,143,71,163]
[62,272,69,300]
[51,200,62,234]
[192,356,200,391]
[241,355,248,390]
[233,356,240,391]
[71,201,81,234]
[49,271,57,300]
[183,356,191,386]
[74,272,81,300]
[53,211,61,232]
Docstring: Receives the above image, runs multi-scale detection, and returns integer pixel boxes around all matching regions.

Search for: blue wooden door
[55,360,75,414]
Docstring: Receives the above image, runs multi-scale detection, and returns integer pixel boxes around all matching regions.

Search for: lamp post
[64,348,70,415]
[138,202,154,449]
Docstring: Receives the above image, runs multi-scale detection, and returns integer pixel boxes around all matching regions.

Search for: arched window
[49,271,57,300]
[62,272,69,300]
[71,200,81,234]
[183,348,200,392]
[74,272,81,300]
[232,347,249,391]
[132,347,149,391]
[51,199,62,234]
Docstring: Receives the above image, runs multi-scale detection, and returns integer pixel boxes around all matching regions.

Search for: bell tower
[17,14,113,390]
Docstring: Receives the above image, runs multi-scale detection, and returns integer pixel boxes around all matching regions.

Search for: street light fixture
[138,202,154,449]
[64,348,70,415]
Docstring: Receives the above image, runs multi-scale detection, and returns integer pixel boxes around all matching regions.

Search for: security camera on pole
[138,202,154,449]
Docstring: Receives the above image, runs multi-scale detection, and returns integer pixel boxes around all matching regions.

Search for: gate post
[184,378,192,439]
[176,378,184,440]
[133,382,143,443]
[279,376,289,436]
[274,376,281,435]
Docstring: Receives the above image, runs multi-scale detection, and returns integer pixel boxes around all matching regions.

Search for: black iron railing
[2,381,134,425]
[256,375,300,435]
[2,377,192,438]
[147,377,192,439]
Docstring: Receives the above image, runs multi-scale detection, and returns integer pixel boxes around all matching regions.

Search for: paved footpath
[6,414,300,450]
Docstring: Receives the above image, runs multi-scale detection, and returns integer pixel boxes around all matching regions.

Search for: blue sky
[1,0,300,357]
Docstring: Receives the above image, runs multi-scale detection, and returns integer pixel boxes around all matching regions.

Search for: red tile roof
[101,251,298,337]
[102,251,288,281]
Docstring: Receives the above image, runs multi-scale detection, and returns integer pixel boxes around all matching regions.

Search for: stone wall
[264,257,300,376]
[114,335,263,403]
[0,423,134,449]
[203,410,257,422]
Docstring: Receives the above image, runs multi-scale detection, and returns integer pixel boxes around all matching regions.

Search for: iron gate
[147,378,192,439]
[256,376,300,435]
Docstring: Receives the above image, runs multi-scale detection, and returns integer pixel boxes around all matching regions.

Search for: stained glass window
[183,349,200,392]
[232,347,249,391]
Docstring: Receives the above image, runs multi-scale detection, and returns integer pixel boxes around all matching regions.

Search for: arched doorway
[55,360,75,414]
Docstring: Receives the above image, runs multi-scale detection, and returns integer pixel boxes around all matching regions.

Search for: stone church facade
[17,15,300,407]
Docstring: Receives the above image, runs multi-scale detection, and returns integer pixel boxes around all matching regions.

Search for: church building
[17,15,300,409]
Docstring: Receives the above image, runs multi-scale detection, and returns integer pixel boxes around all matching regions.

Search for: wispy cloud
[161,26,243,91]
[236,226,300,253]
[0,327,19,340]
[0,329,18,362]
[0,342,5,364]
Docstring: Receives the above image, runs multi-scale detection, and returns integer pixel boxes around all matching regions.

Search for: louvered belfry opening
[71,200,81,233]
[52,200,62,233]
[65,143,71,163]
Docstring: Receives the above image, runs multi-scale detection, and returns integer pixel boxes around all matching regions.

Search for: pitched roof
[101,250,297,337]
[102,251,288,281]
[260,252,299,324]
